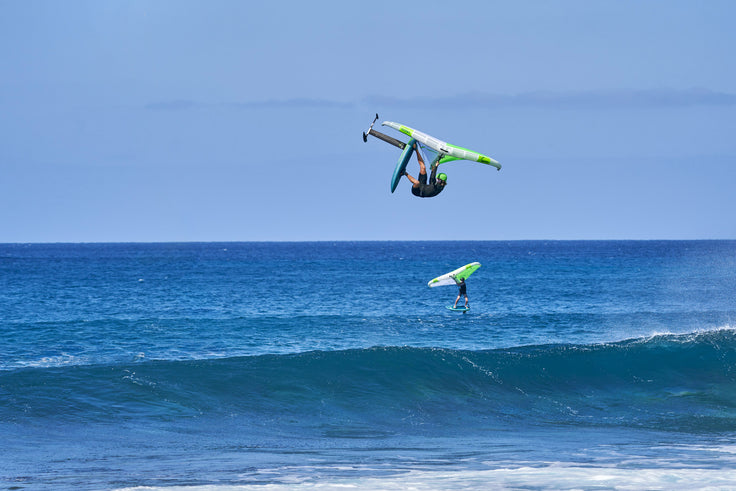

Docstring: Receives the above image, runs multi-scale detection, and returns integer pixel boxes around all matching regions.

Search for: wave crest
[3,330,736,434]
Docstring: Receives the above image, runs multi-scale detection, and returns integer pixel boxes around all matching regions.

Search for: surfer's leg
[405,172,422,196]
[415,146,427,175]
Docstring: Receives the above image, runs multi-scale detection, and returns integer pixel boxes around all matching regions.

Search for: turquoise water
[2,241,736,489]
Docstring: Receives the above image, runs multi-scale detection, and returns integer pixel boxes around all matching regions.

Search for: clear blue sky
[1,0,734,242]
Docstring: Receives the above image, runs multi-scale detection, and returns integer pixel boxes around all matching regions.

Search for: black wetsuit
[458,281,467,296]
[411,165,445,198]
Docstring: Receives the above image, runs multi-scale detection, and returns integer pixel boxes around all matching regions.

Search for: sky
[1,0,735,242]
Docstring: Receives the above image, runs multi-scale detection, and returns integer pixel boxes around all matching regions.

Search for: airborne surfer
[403,143,447,198]
[363,116,499,197]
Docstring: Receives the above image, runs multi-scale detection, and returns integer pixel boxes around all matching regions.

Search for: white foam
[9,352,86,369]
[114,464,736,491]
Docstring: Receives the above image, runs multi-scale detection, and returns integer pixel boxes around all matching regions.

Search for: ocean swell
[2,330,735,435]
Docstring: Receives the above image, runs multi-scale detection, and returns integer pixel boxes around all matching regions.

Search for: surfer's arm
[429,164,439,181]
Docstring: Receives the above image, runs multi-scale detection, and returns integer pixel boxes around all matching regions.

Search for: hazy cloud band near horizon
[145,88,736,112]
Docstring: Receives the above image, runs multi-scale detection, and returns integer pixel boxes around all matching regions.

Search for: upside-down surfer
[403,143,447,198]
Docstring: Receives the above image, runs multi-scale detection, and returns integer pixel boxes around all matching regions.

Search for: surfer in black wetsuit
[403,143,447,198]
[453,277,469,309]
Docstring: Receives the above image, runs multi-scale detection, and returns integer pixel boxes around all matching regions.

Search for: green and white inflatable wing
[382,121,501,170]
[428,262,482,287]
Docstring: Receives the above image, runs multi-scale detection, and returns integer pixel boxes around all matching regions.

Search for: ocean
[1,240,736,490]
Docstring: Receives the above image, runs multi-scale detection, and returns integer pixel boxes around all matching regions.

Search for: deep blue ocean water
[2,240,736,490]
